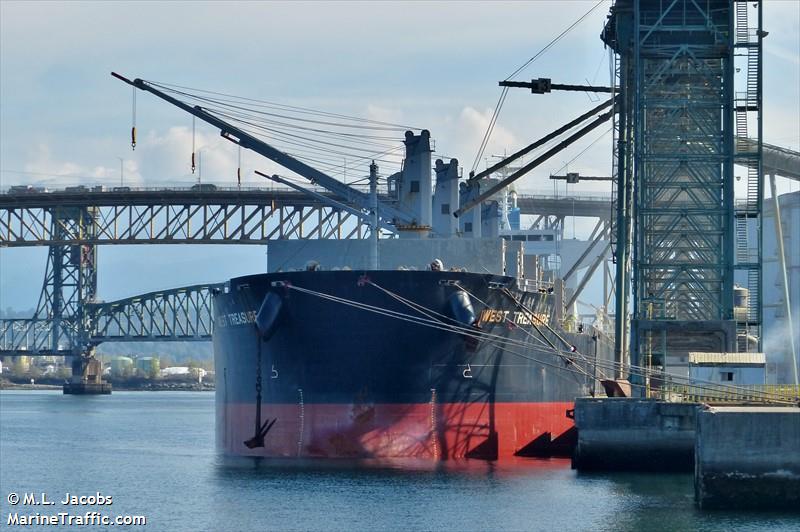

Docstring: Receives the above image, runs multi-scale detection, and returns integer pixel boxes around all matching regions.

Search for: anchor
[243,289,284,449]
[244,418,277,449]
[244,327,276,449]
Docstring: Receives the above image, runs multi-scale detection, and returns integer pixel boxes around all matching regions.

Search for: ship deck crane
[111,73,417,230]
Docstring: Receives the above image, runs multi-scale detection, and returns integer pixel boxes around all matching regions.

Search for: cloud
[458,106,519,159]
[136,126,217,184]
[12,141,139,189]
[427,105,521,175]
[8,125,300,190]
[5,143,122,188]
[23,144,84,179]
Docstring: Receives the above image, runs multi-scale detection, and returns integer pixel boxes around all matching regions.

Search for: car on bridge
[8,185,49,194]
[191,183,217,192]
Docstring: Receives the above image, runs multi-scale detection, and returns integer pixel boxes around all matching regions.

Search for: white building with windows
[688,352,766,386]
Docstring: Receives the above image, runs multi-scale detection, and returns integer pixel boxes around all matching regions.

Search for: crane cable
[470,0,608,175]
[498,286,610,381]
[147,79,421,131]
[368,279,552,352]
[550,127,613,177]
[282,281,795,404]
[470,87,509,175]
[181,93,407,142]
[457,283,597,384]
[286,284,596,385]
[139,80,412,181]
[368,279,592,386]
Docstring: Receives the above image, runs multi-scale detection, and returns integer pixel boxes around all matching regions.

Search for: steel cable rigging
[283,282,796,404]
[140,80,423,182]
[470,0,609,175]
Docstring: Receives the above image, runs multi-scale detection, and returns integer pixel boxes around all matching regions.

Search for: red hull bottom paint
[219,402,575,460]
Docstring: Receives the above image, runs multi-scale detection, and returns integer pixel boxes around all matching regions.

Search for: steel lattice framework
[87,284,222,343]
[29,206,98,356]
[0,320,74,356]
[0,284,222,355]
[633,2,733,324]
[0,189,374,246]
[603,0,762,372]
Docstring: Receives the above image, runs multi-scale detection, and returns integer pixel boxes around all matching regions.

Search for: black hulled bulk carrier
[113,73,615,462]
[214,269,611,460]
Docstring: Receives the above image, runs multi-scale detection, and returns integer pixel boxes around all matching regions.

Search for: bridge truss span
[88,283,224,343]
[0,190,374,247]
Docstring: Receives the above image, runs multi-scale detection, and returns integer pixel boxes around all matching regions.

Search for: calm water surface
[1,391,797,531]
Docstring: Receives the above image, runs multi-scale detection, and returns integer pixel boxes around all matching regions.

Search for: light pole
[116,157,124,187]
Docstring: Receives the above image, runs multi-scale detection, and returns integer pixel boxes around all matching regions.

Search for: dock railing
[661,384,800,405]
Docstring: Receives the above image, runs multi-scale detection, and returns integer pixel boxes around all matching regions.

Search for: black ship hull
[214,270,610,460]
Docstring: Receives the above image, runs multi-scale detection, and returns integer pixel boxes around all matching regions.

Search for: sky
[1,0,799,311]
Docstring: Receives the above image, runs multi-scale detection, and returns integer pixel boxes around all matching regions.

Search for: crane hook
[191,116,196,173]
[130,87,137,150]
[237,145,242,187]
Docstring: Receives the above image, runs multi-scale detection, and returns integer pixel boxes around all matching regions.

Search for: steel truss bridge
[1,188,376,246]
[0,188,613,247]
[0,186,379,357]
[0,186,613,356]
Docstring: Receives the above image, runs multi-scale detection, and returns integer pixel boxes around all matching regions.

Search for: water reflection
[2,391,798,532]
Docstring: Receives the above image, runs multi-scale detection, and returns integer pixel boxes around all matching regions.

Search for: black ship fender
[447,289,476,326]
[255,291,284,341]
[448,289,481,351]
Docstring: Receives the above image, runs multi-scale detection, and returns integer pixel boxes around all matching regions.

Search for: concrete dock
[695,406,800,510]
[572,397,698,471]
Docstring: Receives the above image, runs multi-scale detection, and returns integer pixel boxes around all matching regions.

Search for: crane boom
[468,97,616,183]
[111,72,415,226]
[499,79,613,94]
[454,108,614,218]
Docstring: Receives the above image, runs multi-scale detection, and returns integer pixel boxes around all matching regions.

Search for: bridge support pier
[63,348,111,395]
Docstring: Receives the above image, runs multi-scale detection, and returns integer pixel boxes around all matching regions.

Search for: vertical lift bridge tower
[602,0,763,378]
